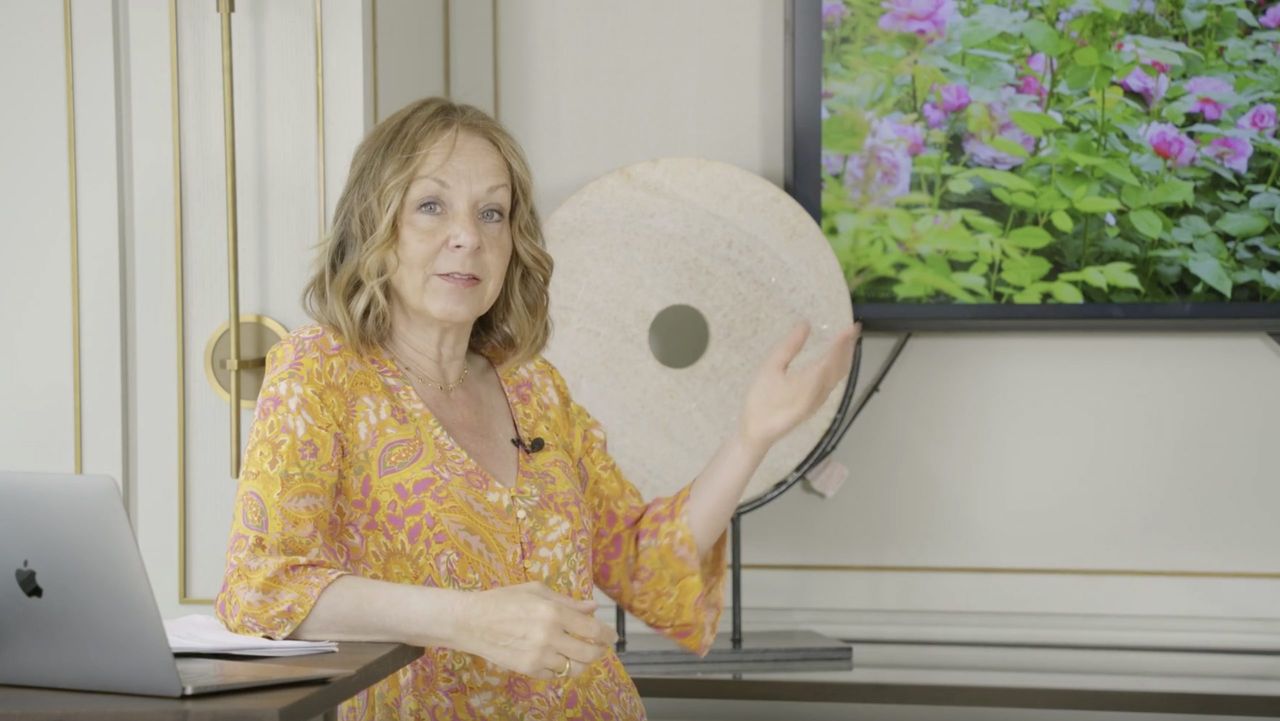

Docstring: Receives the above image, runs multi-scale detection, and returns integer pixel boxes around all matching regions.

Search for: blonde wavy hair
[302,97,553,367]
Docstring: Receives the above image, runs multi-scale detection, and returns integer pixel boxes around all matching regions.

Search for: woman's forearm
[289,575,465,647]
[685,322,858,557]
[685,431,769,557]
[289,576,615,678]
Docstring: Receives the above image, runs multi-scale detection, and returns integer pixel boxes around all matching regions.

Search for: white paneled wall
[4,0,1279,654]
[498,1,785,216]
[489,0,1280,627]
[740,332,1280,620]
[374,0,447,123]
[73,0,128,493]
[1,2,79,476]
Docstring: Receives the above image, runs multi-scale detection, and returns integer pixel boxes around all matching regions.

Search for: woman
[215,97,859,720]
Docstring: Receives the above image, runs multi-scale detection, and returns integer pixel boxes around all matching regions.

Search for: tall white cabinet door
[125,0,371,618]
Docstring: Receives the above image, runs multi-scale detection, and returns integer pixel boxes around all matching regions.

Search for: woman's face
[389,130,514,331]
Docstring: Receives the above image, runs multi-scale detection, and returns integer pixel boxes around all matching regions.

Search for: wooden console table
[0,642,420,721]
[634,641,1280,718]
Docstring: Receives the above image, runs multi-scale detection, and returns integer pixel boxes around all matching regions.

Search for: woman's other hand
[738,321,860,449]
[453,581,618,679]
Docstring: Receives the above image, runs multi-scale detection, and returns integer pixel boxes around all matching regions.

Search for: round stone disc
[544,158,852,506]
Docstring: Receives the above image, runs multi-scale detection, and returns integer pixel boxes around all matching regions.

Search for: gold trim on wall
[370,0,379,123]
[741,563,1280,580]
[63,0,82,474]
[314,0,326,237]
[218,0,243,480]
[443,0,451,100]
[171,0,210,605]
[491,0,499,120]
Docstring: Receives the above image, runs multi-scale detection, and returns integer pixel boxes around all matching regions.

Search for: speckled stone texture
[544,158,853,505]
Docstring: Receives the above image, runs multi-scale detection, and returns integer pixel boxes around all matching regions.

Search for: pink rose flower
[1236,103,1277,136]
[1115,39,1167,70]
[1018,54,1054,101]
[938,83,971,113]
[823,1,848,27]
[963,103,1036,170]
[1026,52,1055,76]
[1119,66,1169,107]
[844,143,913,207]
[822,151,846,177]
[921,84,969,128]
[1205,137,1253,174]
[1143,123,1196,167]
[1184,76,1233,121]
[1260,5,1280,28]
[898,124,928,157]
[963,130,1035,170]
[1017,75,1047,99]
[922,102,946,129]
[878,0,957,41]
[871,116,927,156]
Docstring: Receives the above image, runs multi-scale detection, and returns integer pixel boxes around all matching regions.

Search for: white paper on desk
[164,614,338,657]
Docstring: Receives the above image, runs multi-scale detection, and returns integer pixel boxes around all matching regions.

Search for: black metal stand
[614,333,912,674]
[616,506,851,674]
[615,603,626,654]
[731,512,743,650]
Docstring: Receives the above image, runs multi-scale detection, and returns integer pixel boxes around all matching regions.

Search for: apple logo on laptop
[15,560,42,598]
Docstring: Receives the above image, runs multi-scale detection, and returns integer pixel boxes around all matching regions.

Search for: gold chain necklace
[391,350,469,393]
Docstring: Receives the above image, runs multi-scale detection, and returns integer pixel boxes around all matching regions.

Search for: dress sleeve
[547,364,728,656]
[214,336,348,640]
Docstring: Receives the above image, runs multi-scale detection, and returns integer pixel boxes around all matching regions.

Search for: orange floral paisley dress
[215,325,727,720]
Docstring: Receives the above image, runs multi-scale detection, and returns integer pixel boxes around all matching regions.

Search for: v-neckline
[371,345,525,491]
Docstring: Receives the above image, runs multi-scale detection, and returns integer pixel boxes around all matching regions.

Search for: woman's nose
[449,215,481,249]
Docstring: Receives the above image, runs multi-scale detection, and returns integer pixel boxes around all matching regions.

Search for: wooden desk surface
[0,642,421,721]
[633,641,1280,718]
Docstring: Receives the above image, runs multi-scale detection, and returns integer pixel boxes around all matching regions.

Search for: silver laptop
[0,472,345,697]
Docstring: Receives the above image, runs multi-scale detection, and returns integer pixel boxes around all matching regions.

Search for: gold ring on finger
[555,658,571,678]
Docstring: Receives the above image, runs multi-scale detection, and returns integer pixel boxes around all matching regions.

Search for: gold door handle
[220,357,266,371]
[205,315,288,415]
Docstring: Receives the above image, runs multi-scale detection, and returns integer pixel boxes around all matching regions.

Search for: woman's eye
[480,208,506,223]
[419,200,443,214]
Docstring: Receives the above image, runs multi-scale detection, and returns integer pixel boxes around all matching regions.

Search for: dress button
[516,508,527,520]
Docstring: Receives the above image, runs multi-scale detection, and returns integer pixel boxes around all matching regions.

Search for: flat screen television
[785,0,1280,330]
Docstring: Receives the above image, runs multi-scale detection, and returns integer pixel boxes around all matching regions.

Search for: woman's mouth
[437,272,480,287]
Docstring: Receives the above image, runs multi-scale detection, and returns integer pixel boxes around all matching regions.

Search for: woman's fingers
[557,604,618,646]
[788,323,859,404]
[523,582,613,646]
[819,323,860,390]
[468,582,617,679]
[551,627,609,664]
[767,321,811,372]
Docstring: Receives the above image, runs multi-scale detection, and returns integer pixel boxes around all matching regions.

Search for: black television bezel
[783,0,1280,332]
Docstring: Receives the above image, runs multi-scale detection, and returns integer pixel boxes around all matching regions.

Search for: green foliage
[821,0,1280,305]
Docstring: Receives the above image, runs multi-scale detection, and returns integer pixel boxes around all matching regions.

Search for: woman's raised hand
[738,321,860,449]
[454,581,618,679]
